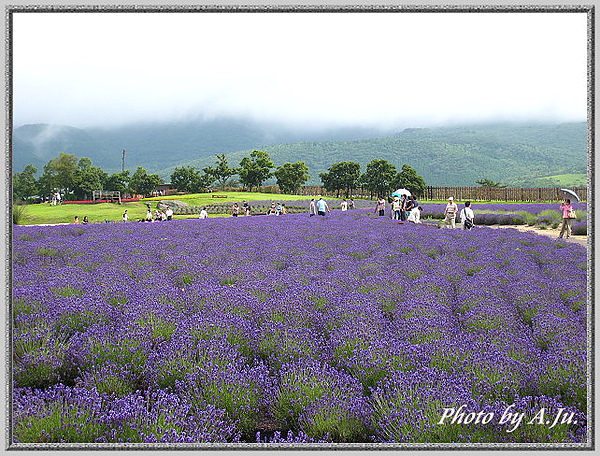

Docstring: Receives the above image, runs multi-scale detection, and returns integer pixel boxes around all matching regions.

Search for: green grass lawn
[16,192,318,225]
[143,191,318,206]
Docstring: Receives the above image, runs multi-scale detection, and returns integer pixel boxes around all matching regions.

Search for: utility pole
[122,150,126,173]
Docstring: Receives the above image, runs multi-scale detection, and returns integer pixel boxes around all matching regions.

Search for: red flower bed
[61,198,141,204]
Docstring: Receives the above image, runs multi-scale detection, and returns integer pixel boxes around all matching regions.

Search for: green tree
[274,161,310,194]
[361,159,398,197]
[319,161,361,198]
[476,178,508,188]
[73,157,108,200]
[38,152,79,199]
[129,167,163,196]
[13,164,39,201]
[203,154,238,190]
[238,150,274,191]
[396,164,426,197]
[104,171,131,195]
[171,166,201,193]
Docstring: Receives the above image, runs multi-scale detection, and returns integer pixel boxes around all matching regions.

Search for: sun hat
[448,197,454,200]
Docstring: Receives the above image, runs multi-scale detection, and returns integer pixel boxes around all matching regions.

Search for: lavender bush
[12,209,588,444]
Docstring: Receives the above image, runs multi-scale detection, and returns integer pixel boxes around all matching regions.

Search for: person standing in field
[122,210,128,222]
[232,202,239,217]
[242,200,251,216]
[392,196,402,220]
[349,198,355,210]
[309,199,317,217]
[199,207,208,219]
[145,208,153,222]
[558,198,575,239]
[374,197,386,216]
[165,207,174,221]
[316,197,330,216]
[341,199,348,211]
[444,197,458,228]
[459,201,475,230]
[281,204,288,215]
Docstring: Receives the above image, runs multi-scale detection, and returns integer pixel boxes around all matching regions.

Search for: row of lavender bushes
[12,211,587,444]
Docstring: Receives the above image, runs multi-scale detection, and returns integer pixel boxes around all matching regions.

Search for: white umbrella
[560,188,580,202]
[391,188,411,197]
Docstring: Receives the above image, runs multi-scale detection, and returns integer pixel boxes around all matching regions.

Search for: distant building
[152,183,178,196]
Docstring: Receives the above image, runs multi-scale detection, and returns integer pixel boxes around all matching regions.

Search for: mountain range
[12,118,587,187]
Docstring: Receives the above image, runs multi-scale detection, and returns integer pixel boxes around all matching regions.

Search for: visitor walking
[444,197,458,228]
[459,201,475,230]
[165,207,174,220]
[316,197,330,216]
[122,210,128,222]
[558,198,575,239]
[232,202,239,217]
[199,207,208,219]
[309,199,317,217]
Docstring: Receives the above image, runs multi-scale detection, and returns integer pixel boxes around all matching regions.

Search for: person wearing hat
[444,197,458,228]
[392,196,402,220]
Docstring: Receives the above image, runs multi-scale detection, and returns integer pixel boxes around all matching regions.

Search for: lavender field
[12,209,589,445]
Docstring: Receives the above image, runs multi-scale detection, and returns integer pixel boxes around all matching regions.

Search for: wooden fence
[423,186,587,202]
[216,185,588,202]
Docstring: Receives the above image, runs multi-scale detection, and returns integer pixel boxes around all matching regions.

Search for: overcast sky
[12,10,588,129]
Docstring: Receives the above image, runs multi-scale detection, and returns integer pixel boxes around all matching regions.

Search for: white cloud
[12,11,588,128]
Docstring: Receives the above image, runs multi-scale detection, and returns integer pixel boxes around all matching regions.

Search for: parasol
[560,188,580,202]
[391,188,411,197]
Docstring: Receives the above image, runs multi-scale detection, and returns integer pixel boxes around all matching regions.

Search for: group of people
[443,197,475,230]
[141,206,174,222]
[376,194,422,223]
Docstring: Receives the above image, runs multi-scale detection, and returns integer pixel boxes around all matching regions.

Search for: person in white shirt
[460,201,475,230]
[444,197,458,228]
[165,207,174,220]
[199,207,208,219]
[316,198,330,216]
[340,199,348,211]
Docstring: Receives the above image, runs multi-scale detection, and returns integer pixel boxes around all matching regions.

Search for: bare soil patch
[489,224,587,247]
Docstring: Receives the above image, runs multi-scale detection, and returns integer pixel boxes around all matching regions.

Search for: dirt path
[489,224,588,247]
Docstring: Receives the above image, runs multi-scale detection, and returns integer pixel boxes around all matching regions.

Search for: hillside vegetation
[13,119,587,187]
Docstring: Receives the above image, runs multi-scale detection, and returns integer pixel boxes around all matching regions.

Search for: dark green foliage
[396,164,426,196]
[238,150,275,190]
[274,161,310,194]
[129,166,163,196]
[202,154,238,190]
[361,159,398,197]
[319,161,361,197]
[13,164,39,201]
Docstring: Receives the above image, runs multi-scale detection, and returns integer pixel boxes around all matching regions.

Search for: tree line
[13,150,426,202]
